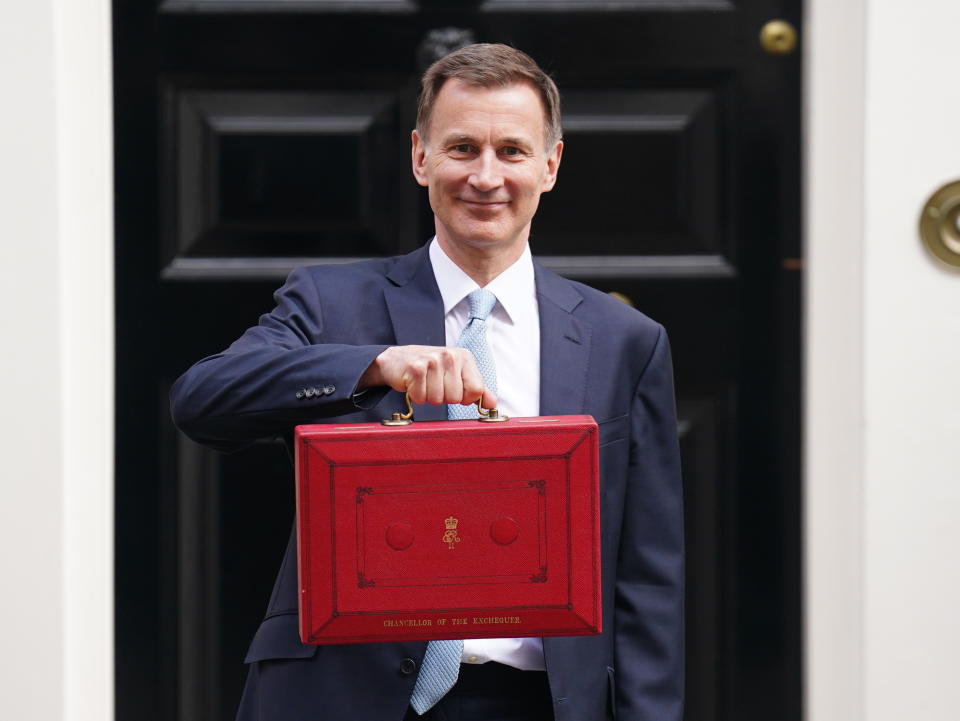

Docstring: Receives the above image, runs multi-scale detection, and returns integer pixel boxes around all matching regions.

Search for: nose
[468,149,504,192]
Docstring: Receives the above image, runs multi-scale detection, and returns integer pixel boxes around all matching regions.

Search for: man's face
[411,79,562,263]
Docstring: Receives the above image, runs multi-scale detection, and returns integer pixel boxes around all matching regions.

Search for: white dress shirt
[428,238,545,671]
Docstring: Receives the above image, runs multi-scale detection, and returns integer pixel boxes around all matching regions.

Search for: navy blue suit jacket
[170,244,684,721]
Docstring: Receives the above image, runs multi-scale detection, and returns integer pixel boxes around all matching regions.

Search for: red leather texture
[295,415,601,645]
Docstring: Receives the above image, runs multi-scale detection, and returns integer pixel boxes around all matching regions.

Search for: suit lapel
[536,265,592,675]
[381,249,590,419]
[535,263,591,416]
[383,245,448,421]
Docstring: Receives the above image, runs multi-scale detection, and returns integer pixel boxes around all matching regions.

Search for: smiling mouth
[461,199,508,208]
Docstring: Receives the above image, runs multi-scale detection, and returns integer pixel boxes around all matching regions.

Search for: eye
[451,144,473,155]
[501,146,521,157]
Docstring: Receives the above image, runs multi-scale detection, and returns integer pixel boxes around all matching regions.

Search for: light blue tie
[409,289,497,715]
[409,637,465,715]
[447,288,498,420]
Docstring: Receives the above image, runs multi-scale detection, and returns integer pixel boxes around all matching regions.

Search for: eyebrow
[439,134,535,149]
[498,136,533,149]
[439,134,475,146]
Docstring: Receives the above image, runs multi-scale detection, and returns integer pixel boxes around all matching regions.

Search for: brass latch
[920,179,960,268]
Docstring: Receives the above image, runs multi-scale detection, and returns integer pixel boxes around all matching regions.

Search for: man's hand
[358,345,497,409]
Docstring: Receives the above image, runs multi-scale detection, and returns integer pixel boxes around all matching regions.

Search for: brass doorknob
[919,179,960,268]
[760,20,798,56]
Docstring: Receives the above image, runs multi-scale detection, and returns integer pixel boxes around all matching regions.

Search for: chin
[460,233,513,252]
[444,221,504,245]
[437,215,527,254]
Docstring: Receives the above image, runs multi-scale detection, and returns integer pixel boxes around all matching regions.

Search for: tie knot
[467,288,497,321]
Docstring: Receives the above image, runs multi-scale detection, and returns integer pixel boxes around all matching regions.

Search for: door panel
[115,2,801,719]
[163,87,419,276]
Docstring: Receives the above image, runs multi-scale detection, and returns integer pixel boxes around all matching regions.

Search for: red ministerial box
[295,415,600,645]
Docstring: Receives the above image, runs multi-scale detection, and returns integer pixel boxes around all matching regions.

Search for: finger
[480,388,499,411]
[459,355,486,406]
[423,352,445,405]
[401,357,428,405]
[442,351,465,404]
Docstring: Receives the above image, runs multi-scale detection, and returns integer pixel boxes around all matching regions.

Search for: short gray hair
[416,43,562,148]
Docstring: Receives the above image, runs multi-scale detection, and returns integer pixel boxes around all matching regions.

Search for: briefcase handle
[381,393,509,426]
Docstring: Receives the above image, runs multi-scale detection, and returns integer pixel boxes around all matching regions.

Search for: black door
[114,2,802,720]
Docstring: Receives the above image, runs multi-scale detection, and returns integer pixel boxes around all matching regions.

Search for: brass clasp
[476,399,510,423]
[380,393,510,425]
[380,393,414,426]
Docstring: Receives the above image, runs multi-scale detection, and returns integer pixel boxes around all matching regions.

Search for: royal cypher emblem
[442,516,461,550]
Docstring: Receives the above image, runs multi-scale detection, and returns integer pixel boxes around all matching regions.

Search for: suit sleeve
[615,325,685,721]
[170,266,390,452]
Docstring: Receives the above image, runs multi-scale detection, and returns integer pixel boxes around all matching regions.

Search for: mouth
[460,199,509,209]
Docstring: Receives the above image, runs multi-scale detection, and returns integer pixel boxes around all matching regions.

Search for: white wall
[0,1,113,719]
[806,1,960,720]
[804,0,866,718]
[861,2,960,718]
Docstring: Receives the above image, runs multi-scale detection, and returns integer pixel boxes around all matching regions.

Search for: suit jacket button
[323,385,336,395]
[295,390,305,400]
[399,658,416,675]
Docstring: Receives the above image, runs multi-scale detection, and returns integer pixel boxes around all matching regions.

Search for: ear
[411,129,429,187]
[540,139,563,193]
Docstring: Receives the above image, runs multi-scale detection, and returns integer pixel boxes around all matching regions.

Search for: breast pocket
[244,612,318,664]
[597,413,629,448]
[597,415,630,530]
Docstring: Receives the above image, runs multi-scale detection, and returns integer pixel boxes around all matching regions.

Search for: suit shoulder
[295,256,394,285]
[565,278,664,338]
[283,250,422,297]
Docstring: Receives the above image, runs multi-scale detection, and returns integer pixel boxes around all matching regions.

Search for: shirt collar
[428,238,536,324]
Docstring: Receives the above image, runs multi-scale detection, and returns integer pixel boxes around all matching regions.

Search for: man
[171,43,683,721]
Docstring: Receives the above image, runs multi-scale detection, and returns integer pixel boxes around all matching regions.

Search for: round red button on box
[385,522,415,551]
[489,517,520,545]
